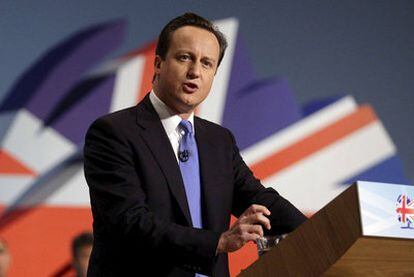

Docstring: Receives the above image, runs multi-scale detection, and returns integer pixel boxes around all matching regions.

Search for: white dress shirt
[149,90,195,163]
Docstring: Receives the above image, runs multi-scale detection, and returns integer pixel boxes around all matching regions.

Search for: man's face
[154,25,220,115]
[73,245,92,277]
[0,240,10,277]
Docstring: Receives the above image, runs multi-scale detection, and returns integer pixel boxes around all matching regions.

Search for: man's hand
[216,204,271,254]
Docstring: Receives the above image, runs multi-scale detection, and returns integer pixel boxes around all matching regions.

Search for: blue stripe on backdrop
[341,155,411,186]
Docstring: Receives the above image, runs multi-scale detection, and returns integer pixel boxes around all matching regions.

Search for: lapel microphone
[179,150,190,162]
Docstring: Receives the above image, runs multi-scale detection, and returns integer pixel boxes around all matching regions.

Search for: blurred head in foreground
[72,232,93,277]
[0,238,10,277]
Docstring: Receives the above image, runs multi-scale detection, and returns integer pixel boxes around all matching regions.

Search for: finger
[234,222,264,237]
[236,224,264,239]
[241,213,271,230]
[241,229,262,242]
[245,204,271,216]
[246,224,264,237]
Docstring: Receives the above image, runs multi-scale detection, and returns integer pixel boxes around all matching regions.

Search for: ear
[154,55,162,75]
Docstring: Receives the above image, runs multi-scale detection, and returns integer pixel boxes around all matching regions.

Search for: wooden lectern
[239,182,414,276]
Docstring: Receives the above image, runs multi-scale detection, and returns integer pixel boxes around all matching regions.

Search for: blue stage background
[1,0,412,183]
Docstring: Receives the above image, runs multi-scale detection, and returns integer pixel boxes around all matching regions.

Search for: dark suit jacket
[84,94,306,277]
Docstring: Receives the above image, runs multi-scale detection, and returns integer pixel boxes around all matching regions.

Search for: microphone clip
[179,150,190,162]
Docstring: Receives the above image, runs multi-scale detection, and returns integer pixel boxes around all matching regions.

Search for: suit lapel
[135,95,192,226]
[195,119,226,232]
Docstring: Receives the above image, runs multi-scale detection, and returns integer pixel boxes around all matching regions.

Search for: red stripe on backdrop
[0,205,92,277]
[121,40,156,59]
[0,204,311,276]
[0,209,258,276]
[0,149,37,176]
[137,42,156,102]
[228,216,258,276]
[250,105,377,180]
[118,40,156,102]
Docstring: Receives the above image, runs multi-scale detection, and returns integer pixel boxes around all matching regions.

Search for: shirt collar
[149,90,195,136]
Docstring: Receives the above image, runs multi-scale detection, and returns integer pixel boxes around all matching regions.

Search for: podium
[239,181,414,276]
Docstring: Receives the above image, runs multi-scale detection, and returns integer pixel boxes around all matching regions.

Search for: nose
[187,61,201,79]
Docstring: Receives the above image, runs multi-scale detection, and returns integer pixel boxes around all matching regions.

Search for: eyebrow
[175,49,217,63]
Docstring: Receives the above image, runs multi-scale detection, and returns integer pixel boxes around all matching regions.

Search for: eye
[202,60,213,68]
[178,54,191,61]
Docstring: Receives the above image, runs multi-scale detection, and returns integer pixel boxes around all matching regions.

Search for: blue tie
[179,120,208,277]
[179,120,203,229]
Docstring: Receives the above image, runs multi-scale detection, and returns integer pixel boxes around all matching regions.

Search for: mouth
[182,82,199,93]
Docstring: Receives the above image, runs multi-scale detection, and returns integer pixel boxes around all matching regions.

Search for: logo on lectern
[396,194,414,229]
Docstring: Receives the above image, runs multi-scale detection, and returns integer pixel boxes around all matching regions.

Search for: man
[72,232,93,277]
[84,13,306,277]
[0,238,11,277]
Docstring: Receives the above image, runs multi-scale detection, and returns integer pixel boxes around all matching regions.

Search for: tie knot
[179,120,193,135]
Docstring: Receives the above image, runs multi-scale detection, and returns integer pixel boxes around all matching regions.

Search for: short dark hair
[156,12,228,67]
[72,231,93,258]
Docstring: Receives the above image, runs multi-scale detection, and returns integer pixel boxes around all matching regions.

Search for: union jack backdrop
[0,18,409,276]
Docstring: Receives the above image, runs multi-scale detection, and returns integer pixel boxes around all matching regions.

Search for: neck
[178,112,191,120]
[152,87,194,120]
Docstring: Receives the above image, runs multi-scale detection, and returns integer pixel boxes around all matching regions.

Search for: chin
[179,103,197,113]
[177,97,198,108]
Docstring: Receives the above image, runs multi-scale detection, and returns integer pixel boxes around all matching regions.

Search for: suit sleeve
[84,118,219,275]
[228,130,307,235]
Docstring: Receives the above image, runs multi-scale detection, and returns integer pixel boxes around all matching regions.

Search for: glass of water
[256,234,287,256]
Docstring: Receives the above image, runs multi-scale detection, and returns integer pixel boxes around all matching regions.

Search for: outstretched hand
[216,204,271,253]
